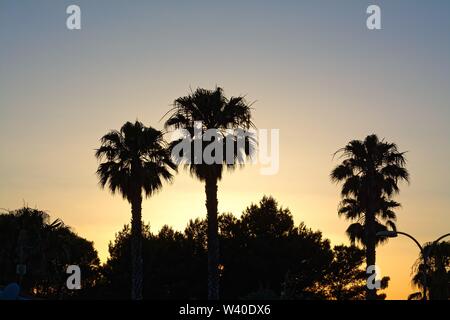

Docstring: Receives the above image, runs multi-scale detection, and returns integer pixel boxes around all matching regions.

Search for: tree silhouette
[331,134,409,300]
[314,245,389,300]
[164,87,254,300]
[221,196,333,299]
[101,196,382,300]
[0,207,99,299]
[102,222,207,299]
[95,121,176,300]
[408,241,449,300]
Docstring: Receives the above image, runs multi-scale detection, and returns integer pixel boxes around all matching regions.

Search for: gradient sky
[1,0,449,299]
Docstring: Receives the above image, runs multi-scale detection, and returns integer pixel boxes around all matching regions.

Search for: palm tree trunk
[205,175,220,300]
[131,192,143,300]
[365,173,378,301]
[365,212,377,300]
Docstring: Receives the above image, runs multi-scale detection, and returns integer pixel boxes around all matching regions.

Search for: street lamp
[376,230,450,300]
[376,230,397,238]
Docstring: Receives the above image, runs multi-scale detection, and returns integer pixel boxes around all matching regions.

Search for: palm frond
[163,87,255,180]
[95,121,177,202]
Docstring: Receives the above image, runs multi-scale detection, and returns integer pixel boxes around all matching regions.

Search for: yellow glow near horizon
[1,164,442,300]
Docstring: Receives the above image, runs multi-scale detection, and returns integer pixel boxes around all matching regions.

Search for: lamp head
[376,230,398,238]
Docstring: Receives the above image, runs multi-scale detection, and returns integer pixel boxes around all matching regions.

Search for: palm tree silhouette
[331,134,409,300]
[164,87,254,300]
[95,121,176,300]
[409,241,450,300]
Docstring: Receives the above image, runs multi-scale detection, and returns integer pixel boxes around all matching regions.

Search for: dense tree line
[2,198,448,299]
[98,196,383,300]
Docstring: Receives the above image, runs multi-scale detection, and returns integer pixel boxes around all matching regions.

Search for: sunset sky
[1,0,449,299]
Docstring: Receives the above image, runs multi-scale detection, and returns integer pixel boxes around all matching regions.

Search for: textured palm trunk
[365,217,377,300]
[205,175,220,300]
[365,178,377,300]
[131,192,143,300]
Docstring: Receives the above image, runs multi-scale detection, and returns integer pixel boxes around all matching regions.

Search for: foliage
[95,120,176,300]
[100,196,380,299]
[408,241,450,300]
[0,207,100,299]
[331,134,408,299]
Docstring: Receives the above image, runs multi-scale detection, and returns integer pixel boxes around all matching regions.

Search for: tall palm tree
[95,121,176,300]
[330,134,409,300]
[164,87,254,299]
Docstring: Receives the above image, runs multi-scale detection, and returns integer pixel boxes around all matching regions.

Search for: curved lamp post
[376,231,450,301]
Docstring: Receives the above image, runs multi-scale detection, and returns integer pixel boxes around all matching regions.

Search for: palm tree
[330,134,409,300]
[409,241,450,300]
[164,87,254,299]
[95,121,176,300]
